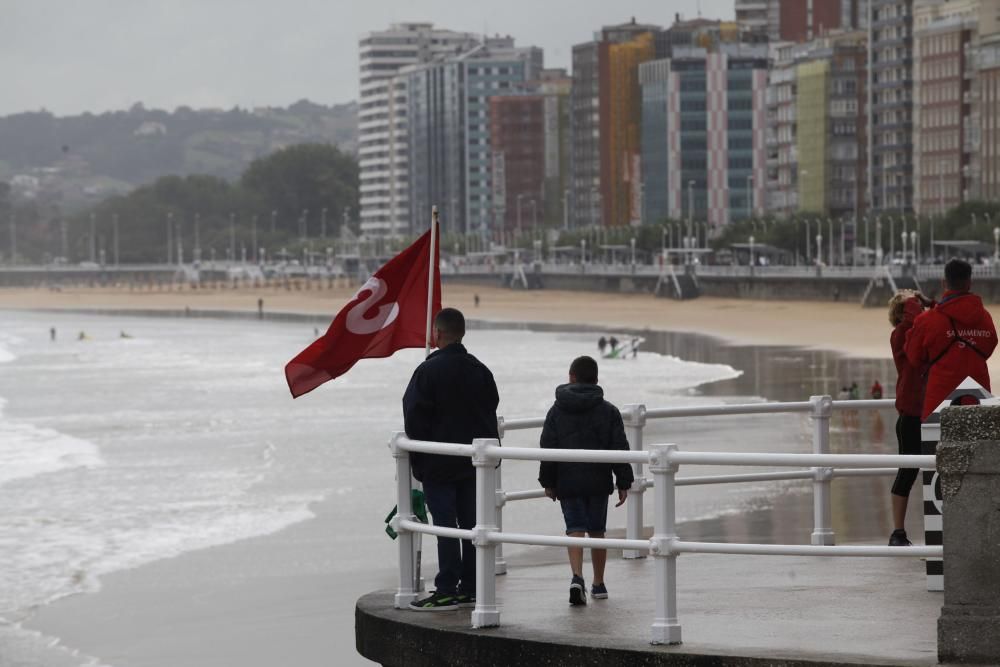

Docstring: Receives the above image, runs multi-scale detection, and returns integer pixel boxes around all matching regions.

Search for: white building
[358,23,479,236]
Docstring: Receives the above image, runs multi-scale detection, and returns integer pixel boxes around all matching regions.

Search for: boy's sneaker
[455,592,476,608]
[569,575,587,606]
[591,582,608,599]
[888,529,912,547]
[409,591,459,612]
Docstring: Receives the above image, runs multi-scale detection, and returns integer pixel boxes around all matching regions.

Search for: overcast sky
[1,0,732,117]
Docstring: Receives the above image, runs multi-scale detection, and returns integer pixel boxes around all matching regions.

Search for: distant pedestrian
[49,327,56,342]
[608,336,619,353]
[539,355,633,606]
[404,308,500,612]
[886,290,931,547]
[837,386,850,401]
[849,382,860,400]
[597,336,607,354]
[474,293,480,308]
[258,297,264,320]
[870,380,883,400]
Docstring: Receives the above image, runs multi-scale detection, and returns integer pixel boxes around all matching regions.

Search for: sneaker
[409,591,459,612]
[455,592,476,608]
[569,575,587,606]
[591,582,608,599]
[888,529,912,547]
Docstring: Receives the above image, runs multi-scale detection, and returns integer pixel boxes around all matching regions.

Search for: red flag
[284,225,441,398]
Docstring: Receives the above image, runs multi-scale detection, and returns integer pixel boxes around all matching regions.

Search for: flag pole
[424,206,438,359]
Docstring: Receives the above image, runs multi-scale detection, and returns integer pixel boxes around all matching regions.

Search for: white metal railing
[387,396,941,645]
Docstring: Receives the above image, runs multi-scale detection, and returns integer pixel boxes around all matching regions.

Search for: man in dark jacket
[403,307,499,611]
[538,355,634,606]
[905,259,997,419]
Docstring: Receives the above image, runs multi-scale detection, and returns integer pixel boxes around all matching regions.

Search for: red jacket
[891,297,926,417]
[905,290,997,419]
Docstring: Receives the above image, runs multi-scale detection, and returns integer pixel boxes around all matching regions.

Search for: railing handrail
[390,394,932,645]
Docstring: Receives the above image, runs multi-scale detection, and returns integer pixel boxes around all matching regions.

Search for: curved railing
[387,396,938,645]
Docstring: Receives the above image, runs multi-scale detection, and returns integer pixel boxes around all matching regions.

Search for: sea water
[0,310,811,666]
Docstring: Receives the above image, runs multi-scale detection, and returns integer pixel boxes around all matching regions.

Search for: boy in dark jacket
[539,355,634,606]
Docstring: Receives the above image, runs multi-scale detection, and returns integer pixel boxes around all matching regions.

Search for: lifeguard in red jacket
[905,259,997,420]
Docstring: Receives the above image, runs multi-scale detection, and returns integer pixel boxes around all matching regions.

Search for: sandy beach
[0,282,912,358]
[7,281,1000,378]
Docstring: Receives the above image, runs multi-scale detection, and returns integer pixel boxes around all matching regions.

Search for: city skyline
[0,0,731,117]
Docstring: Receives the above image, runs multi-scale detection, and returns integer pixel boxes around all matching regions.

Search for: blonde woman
[886,289,931,546]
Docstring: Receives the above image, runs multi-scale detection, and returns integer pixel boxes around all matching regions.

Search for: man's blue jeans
[422,475,476,595]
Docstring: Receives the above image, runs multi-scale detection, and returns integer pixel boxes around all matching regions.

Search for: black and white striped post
[920,378,994,592]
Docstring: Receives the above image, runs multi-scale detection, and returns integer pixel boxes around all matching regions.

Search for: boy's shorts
[559,495,609,534]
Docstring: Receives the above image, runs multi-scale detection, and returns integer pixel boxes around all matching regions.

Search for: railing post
[390,431,418,609]
[494,416,507,575]
[471,438,500,628]
[623,403,647,559]
[649,444,682,645]
[809,395,836,545]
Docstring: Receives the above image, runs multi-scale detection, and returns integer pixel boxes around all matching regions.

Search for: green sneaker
[408,591,459,612]
[455,592,476,608]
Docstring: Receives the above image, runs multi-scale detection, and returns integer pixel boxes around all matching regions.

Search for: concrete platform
[356,544,941,666]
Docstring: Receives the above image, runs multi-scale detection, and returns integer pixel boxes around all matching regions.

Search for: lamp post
[827,218,834,266]
[687,180,695,265]
[590,187,599,228]
[876,217,883,266]
[229,213,236,263]
[515,194,524,236]
[994,227,999,263]
[746,174,754,220]
[911,230,919,265]
[563,188,571,230]
[251,215,258,263]
[749,235,755,269]
[805,218,811,263]
[194,213,201,264]
[301,209,309,241]
[580,238,587,265]
[901,230,908,266]
[888,216,895,263]
[816,233,823,266]
[630,237,636,266]
[112,213,119,267]
[166,212,173,264]
[8,213,15,265]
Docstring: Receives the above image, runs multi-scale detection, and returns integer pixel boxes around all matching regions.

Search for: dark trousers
[422,476,476,595]
[892,414,922,497]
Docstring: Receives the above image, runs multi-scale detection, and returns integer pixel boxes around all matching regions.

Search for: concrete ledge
[356,591,915,667]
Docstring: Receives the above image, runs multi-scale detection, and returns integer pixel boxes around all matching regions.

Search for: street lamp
[994,227,999,263]
[630,237,636,266]
[166,212,173,264]
[563,188,571,230]
[687,180,696,265]
[516,194,524,235]
[901,230,908,266]
[749,235,755,268]
[251,215,258,263]
[229,213,236,263]
[827,218,834,267]
[816,233,823,266]
[8,213,15,265]
[746,174,754,220]
[194,213,201,264]
[112,213,119,267]
[876,217,883,265]
[911,230,919,265]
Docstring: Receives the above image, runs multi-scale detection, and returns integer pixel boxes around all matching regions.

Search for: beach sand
[0,282,915,358]
[0,284,964,666]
